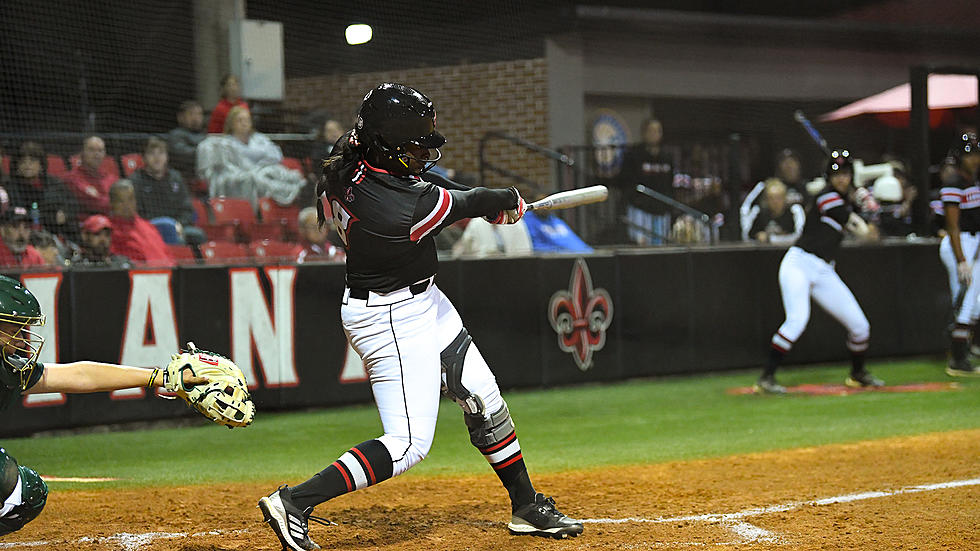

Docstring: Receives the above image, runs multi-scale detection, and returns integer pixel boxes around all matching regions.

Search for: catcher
[0,275,252,537]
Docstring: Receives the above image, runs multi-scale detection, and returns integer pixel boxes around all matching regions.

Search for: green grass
[6,358,979,490]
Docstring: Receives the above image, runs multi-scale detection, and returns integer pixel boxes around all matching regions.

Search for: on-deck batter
[939,132,980,377]
[754,149,884,394]
[258,83,583,551]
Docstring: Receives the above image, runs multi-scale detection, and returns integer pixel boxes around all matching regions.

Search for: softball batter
[755,149,884,394]
[258,83,582,551]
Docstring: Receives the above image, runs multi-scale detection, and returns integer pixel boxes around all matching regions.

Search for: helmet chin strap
[395,148,443,174]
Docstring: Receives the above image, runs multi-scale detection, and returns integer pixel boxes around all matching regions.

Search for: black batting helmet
[951,132,980,162]
[825,149,852,176]
[355,83,445,172]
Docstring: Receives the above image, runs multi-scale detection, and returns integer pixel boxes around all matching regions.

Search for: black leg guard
[441,328,484,415]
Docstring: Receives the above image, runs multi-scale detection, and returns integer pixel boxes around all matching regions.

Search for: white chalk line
[582,476,980,547]
[0,528,247,550]
[1,477,976,549]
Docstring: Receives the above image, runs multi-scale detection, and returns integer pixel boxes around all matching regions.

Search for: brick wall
[285,58,551,194]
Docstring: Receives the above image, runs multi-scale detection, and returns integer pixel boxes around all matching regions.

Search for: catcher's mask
[0,275,45,391]
[355,82,445,174]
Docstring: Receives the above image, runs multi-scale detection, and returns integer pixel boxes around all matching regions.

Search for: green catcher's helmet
[0,276,44,391]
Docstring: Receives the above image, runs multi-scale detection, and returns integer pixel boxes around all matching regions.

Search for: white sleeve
[791,203,805,240]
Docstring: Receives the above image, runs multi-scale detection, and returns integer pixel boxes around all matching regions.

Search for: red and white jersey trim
[817,192,844,213]
[410,188,453,242]
[820,215,843,232]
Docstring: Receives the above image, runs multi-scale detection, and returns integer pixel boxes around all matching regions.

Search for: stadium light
[346,24,372,45]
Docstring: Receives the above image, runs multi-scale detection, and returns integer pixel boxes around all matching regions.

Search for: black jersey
[941,173,980,233]
[749,206,799,241]
[326,159,517,292]
[794,190,852,262]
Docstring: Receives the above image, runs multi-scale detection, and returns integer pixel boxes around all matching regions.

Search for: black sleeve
[172,170,196,225]
[410,185,516,241]
[445,187,516,222]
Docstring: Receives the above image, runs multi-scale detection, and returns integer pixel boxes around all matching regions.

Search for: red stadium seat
[207,197,257,241]
[249,239,301,263]
[120,153,144,176]
[69,154,120,178]
[199,241,249,264]
[191,198,210,225]
[281,157,305,173]
[257,197,301,242]
[46,155,69,179]
[166,244,197,264]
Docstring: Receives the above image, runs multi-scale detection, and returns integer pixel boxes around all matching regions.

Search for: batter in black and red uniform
[754,149,884,394]
[258,83,583,551]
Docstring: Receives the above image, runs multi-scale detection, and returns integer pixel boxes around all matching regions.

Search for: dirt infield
[6,429,979,550]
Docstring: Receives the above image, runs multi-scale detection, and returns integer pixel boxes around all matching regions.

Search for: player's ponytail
[314,129,363,229]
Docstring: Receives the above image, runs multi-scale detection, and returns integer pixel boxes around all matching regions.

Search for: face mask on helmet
[357,83,447,174]
[0,276,45,391]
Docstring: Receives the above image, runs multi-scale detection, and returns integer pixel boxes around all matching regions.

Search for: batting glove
[485,187,527,225]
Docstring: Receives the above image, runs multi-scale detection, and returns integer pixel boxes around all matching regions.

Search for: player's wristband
[147,368,160,390]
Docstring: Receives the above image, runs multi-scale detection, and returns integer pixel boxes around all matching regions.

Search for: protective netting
[0,1,976,267]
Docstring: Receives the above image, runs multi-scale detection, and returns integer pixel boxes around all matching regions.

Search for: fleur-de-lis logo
[548,258,613,371]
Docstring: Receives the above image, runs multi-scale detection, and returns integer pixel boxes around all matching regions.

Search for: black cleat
[258,485,331,551]
[845,370,885,388]
[753,376,787,394]
[508,493,584,539]
[947,358,980,377]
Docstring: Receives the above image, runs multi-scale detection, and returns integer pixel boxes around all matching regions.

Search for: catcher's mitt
[163,342,255,428]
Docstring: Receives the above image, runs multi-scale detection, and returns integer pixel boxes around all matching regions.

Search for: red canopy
[820,74,978,128]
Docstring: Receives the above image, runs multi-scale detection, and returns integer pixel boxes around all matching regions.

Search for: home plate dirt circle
[5,430,978,550]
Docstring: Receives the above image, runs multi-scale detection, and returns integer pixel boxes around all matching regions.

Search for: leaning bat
[527,185,609,211]
[793,110,832,157]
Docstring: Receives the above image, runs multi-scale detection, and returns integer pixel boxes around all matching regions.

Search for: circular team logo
[591,109,630,178]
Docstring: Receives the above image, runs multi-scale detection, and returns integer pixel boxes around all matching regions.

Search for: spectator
[309,119,345,170]
[872,174,914,237]
[67,215,131,268]
[107,180,173,266]
[166,100,206,181]
[295,206,345,263]
[747,178,805,244]
[63,135,117,216]
[28,230,67,268]
[0,145,8,185]
[741,149,807,241]
[0,206,45,268]
[452,217,532,258]
[197,106,305,207]
[207,74,248,134]
[620,118,675,245]
[128,137,205,245]
[8,142,81,242]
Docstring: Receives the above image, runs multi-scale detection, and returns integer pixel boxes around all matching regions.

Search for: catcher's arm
[26,361,207,395]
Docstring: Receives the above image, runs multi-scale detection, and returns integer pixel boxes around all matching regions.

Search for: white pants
[341,282,503,477]
[771,247,870,353]
[939,233,980,325]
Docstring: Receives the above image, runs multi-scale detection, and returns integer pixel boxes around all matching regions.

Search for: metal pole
[909,65,930,236]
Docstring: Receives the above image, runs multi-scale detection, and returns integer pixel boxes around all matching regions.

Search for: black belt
[349,280,430,300]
